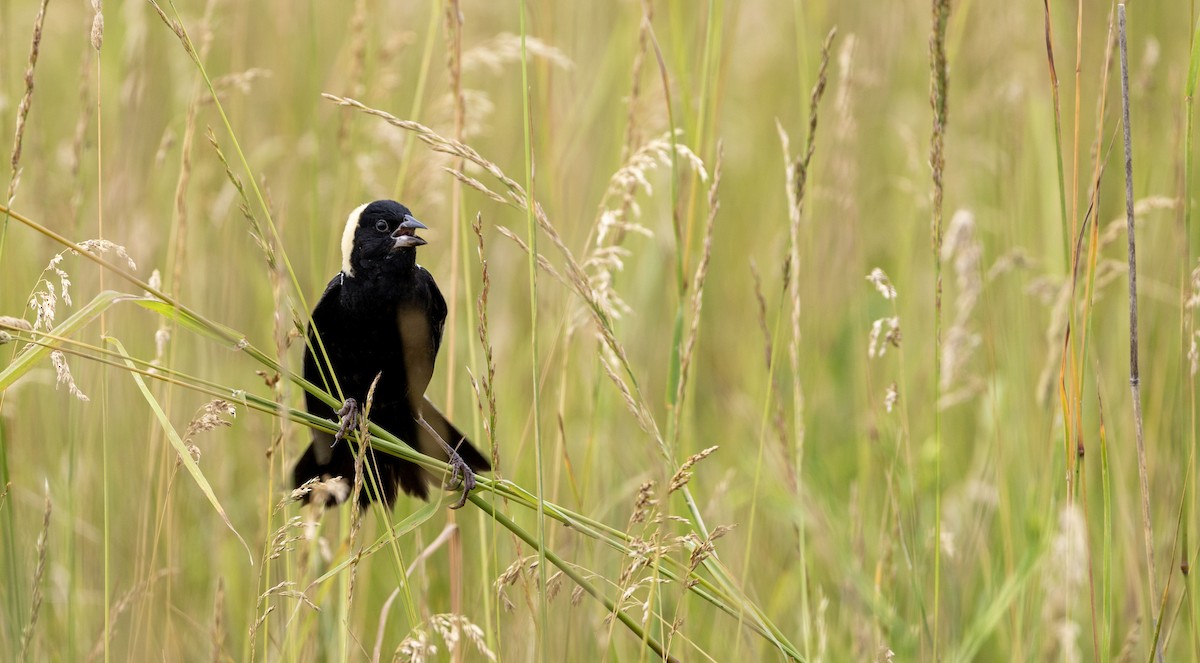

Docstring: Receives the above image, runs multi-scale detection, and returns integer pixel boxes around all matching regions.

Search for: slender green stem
[517,2,549,655]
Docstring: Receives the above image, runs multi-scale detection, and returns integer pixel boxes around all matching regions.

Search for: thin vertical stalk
[1043,0,1072,266]
[0,0,51,642]
[443,4,468,655]
[91,5,109,656]
[1118,7,1163,663]
[518,1,549,656]
[928,0,950,658]
[1185,5,1200,660]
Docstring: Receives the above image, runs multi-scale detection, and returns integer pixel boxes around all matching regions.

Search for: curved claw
[447,453,476,510]
[415,414,477,510]
[333,398,360,445]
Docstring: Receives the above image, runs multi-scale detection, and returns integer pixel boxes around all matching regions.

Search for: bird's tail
[292,401,491,508]
[292,430,404,507]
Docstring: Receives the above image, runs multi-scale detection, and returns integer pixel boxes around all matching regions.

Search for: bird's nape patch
[341,202,369,276]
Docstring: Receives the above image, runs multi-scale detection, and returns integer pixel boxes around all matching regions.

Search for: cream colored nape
[340,202,370,276]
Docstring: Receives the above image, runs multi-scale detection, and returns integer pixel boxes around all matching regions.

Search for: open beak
[391,215,428,249]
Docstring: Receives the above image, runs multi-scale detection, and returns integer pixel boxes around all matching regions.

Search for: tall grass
[0,1,1197,661]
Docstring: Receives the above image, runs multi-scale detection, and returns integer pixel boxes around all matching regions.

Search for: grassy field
[1,0,1198,660]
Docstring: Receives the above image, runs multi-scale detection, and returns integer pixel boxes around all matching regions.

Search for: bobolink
[293,200,490,509]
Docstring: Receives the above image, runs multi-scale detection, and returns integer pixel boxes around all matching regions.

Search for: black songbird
[293,200,490,509]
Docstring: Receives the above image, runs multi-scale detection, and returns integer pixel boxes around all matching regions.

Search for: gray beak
[392,215,428,248]
[400,215,427,230]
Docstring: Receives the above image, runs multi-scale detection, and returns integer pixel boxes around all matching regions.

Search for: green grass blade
[108,337,253,565]
[309,497,442,587]
[0,290,129,392]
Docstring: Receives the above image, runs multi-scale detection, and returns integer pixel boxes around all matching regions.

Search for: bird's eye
[374,220,389,232]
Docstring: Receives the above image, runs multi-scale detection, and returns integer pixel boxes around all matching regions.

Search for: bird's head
[340,200,428,277]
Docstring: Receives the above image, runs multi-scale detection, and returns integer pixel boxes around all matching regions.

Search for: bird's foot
[444,446,476,510]
[333,398,360,444]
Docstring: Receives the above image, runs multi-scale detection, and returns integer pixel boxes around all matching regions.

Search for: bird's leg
[333,398,360,445]
[416,415,476,509]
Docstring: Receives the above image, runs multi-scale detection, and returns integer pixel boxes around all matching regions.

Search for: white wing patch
[340,202,369,276]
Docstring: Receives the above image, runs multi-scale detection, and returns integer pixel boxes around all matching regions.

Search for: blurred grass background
[0,0,1197,660]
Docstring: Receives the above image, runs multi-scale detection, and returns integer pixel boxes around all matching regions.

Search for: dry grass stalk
[672,142,723,438]
[184,400,236,441]
[50,350,89,401]
[371,588,403,663]
[683,525,734,585]
[337,0,368,145]
[496,225,567,285]
[750,262,774,370]
[0,316,33,332]
[866,268,897,300]
[396,627,435,663]
[147,0,194,57]
[471,215,499,471]
[0,316,30,346]
[939,210,983,405]
[779,24,837,481]
[169,99,199,295]
[83,569,174,663]
[70,51,96,184]
[586,130,707,322]
[258,580,319,612]
[429,614,496,661]
[245,607,275,661]
[210,578,225,663]
[444,168,506,205]
[771,30,837,659]
[929,0,951,654]
[207,127,276,269]
[867,317,901,359]
[750,261,792,490]
[622,2,653,164]
[89,0,104,51]
[206,69,271,102]
[599,348,657,436]
[76,239,136,270]
[630,480,658,525]
[1040,505,1086,661]
[462,33,573,73]
[832,34,860,226]
[669,446,719,494]
[1114,619,1141,663]
[19,481,51,659]
[6,0,51,212]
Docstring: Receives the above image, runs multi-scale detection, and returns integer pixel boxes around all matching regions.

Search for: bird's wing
[302,275,344,462]
[405,268,492,472]
[418,265,448,357]
[396,266,446,407]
